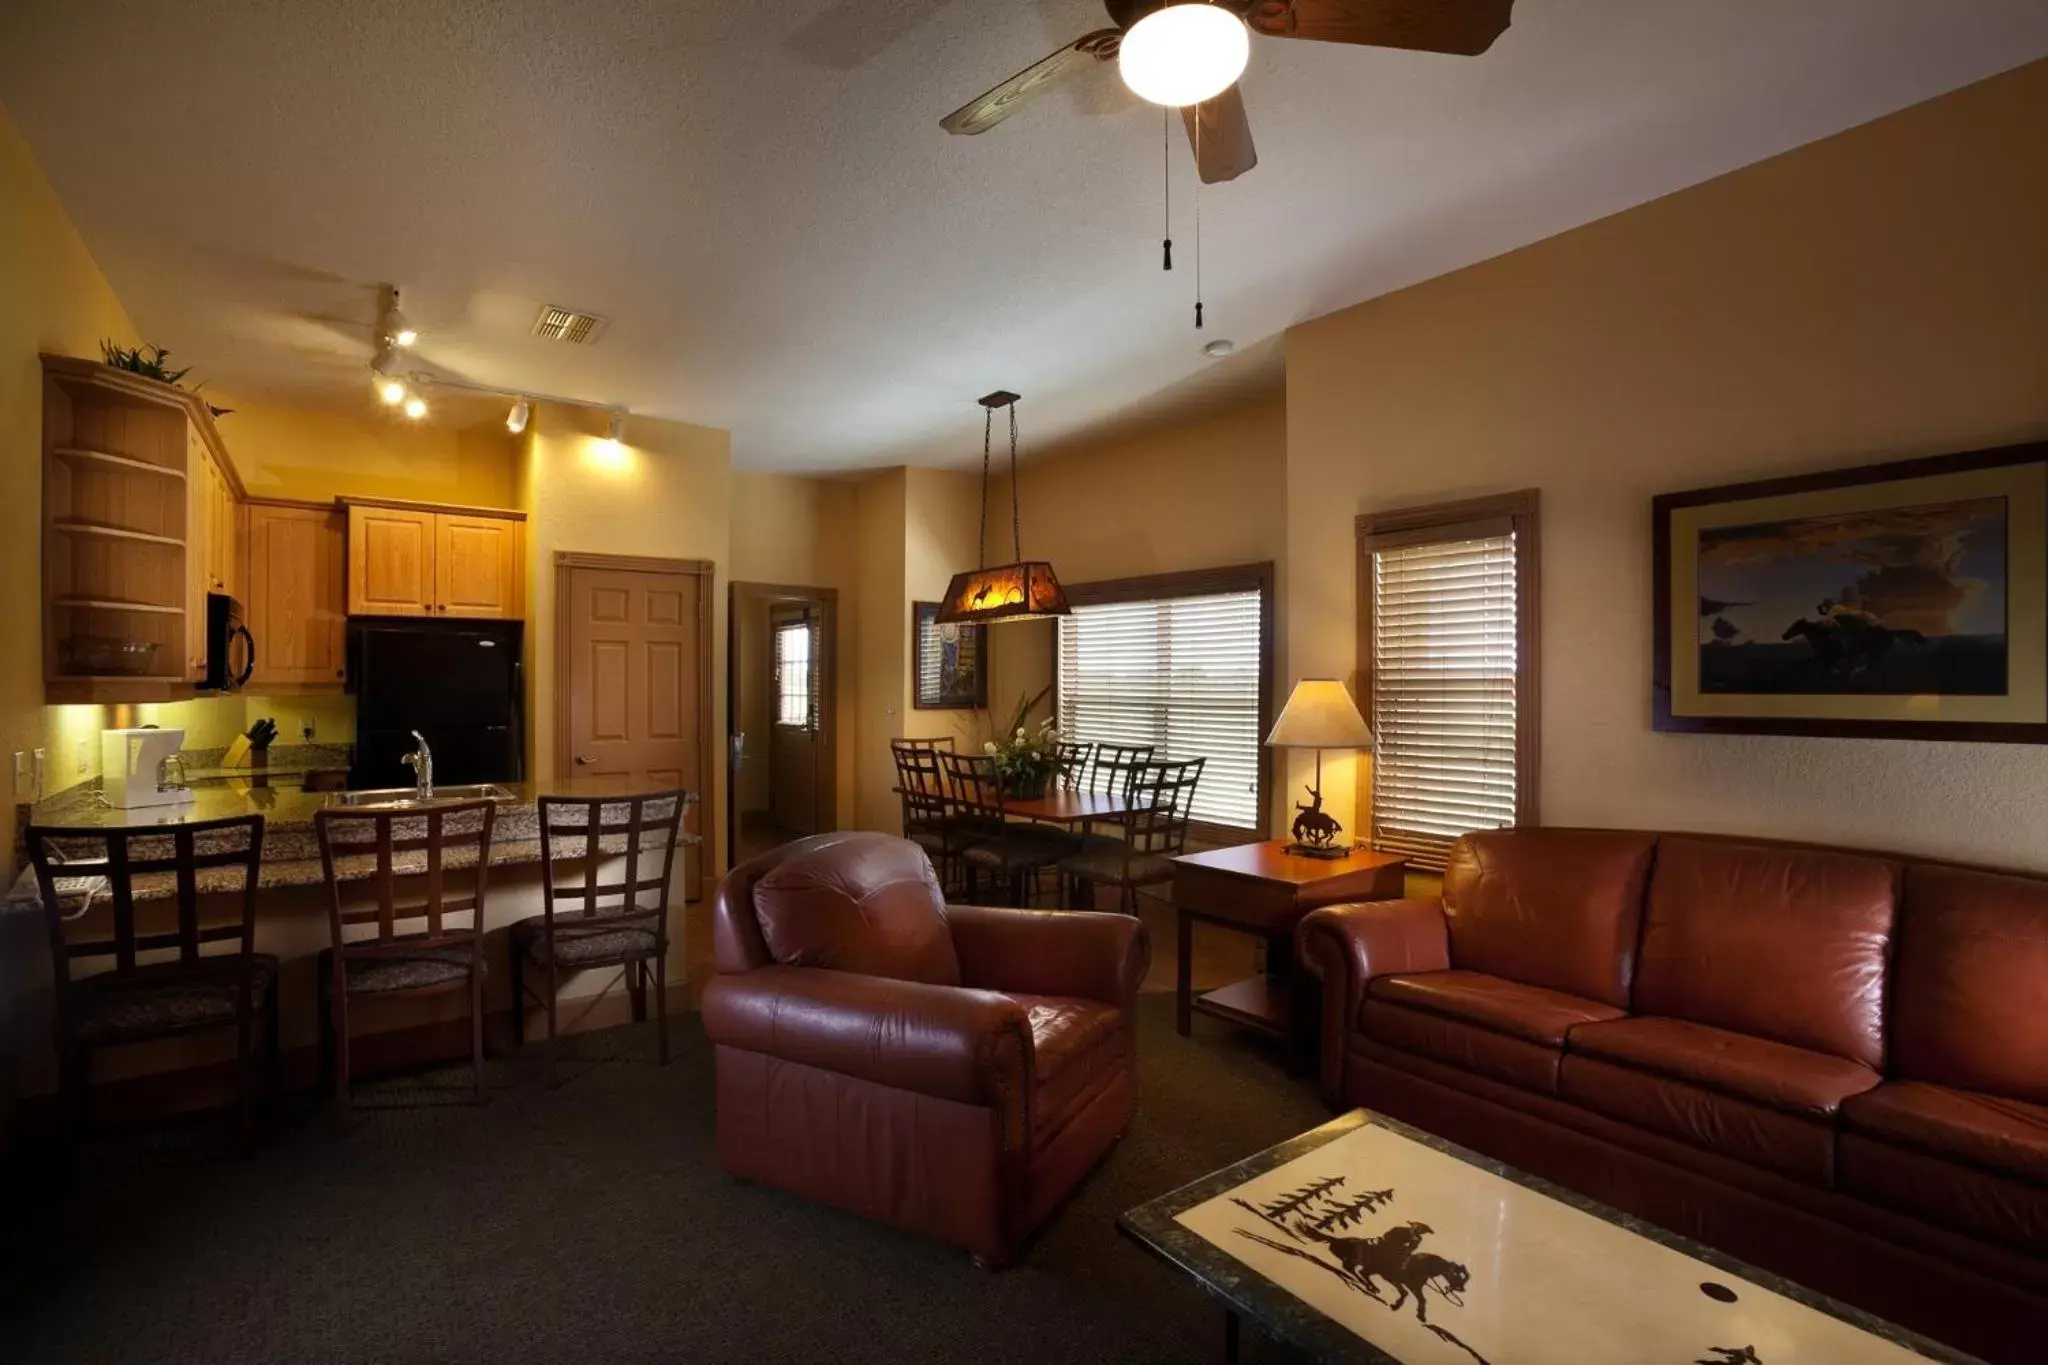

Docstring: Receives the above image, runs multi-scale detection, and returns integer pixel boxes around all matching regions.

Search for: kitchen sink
[330,783,519,808]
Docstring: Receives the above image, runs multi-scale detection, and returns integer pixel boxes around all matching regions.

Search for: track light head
[371,345,402,377]
[376,377,408,406]
[402,394,428,420]
[385,286,417,348]
[506,397,531,434]
[605,410,627,445]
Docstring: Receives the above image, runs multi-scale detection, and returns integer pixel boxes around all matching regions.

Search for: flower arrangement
[981,686,1061,798]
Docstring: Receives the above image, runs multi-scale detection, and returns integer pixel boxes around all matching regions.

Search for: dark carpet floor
[1,997,1328,1364]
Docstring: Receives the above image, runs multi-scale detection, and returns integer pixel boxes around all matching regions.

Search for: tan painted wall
[220,402,516,507]
[0,108,141,855]
[851,469,908,832]
[519,405,733,871]
[1284,60,2048,868]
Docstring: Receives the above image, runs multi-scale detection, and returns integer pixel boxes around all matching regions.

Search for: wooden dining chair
[937,750,1071,907]
[314,800,496,1114]
[25,815,276,1147]
[1060,757,1206,914]
[509,790,690,1080]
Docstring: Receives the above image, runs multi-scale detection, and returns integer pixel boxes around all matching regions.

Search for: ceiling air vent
[531,306,608,344]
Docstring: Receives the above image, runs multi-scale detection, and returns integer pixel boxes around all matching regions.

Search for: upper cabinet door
[435,513,522,619]
[347,505,436,616]
[245,504,347,687]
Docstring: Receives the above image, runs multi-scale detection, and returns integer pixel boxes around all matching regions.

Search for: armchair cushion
[752,832,962,986]
[944,904,1149,1007]
[1016,994,1127,1143]
[700,965,1028,1110]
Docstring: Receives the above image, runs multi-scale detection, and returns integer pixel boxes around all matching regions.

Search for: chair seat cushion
[71,954,277,1044]
[1839,1131,2048,1256]
[514,918,660,967]
[1841,1080,2048,1184]
[1058,851,1174,886]
[1013,993,1125,1144]
[1367,970,1624,1045]
[336,947,482,994]
[1567,1016,1879,1117]
[964,835,1072,872]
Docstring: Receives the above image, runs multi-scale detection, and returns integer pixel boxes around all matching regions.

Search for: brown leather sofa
[702,831,1149,1265]
[1298,828,2048,1362]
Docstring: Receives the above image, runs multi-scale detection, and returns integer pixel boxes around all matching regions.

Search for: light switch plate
[76,738,91,775]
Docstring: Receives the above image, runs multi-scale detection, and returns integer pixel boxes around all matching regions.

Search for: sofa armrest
[944,904,1150,1008]
[1295,898,1451,1108]
[700,966,1032,1114]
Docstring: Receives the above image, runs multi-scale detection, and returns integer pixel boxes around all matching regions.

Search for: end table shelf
[1171,841,1409,1047]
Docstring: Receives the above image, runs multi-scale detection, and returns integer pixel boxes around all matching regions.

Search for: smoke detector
[531,305,609,345]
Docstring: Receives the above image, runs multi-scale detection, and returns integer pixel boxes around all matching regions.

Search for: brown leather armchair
[702,832,1149,1265]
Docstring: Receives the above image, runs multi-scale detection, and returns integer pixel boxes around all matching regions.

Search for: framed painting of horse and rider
[1654,439,2048,742]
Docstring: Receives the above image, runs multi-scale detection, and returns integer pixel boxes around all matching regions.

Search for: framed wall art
[912,600,987,710]
[1653,440,2048,742]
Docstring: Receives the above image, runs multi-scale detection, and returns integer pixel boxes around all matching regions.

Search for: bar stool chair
[508,789,691,1080]
[25,815,275,1147]
[314,800,496,1114]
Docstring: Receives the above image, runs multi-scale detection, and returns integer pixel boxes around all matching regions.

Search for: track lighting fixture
[605,410,627,445]
[403,394,428,420]
[506,397,531,434]
[386,287,417,348]
[371,345,402,377]
[376,377,408,406]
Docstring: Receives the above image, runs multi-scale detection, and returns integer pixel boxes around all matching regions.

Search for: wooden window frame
[770,607,817,731]
[1355,492,1541,851]
[1053,561,1276,843]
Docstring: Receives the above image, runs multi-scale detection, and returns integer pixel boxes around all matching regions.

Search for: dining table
[1001,789,1145,828]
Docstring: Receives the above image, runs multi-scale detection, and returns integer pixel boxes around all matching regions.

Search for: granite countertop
[6,779,700,914]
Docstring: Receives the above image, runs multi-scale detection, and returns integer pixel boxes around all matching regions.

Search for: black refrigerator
[347,618,524,789]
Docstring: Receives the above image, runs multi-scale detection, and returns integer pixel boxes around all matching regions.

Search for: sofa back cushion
[1635,837,1898,1068]
[1892,864,2048,1103]
[752,832,961,986]
[1442,830,1658,1008]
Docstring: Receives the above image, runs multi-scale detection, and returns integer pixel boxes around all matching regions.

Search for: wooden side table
[1171,841,1408,1050]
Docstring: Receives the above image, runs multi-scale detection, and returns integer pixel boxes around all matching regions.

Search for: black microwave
[198,591,255,692]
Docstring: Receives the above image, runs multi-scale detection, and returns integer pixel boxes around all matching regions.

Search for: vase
[1003,773,1049,801]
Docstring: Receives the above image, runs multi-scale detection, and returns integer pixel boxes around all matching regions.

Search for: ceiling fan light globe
[1118,3,1249,108]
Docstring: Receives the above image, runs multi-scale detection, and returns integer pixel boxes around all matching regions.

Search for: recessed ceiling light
[1203,338,1236,358]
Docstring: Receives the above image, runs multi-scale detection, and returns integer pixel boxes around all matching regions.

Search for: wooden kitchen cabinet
[343,499,524,619]
[241,501,347,689]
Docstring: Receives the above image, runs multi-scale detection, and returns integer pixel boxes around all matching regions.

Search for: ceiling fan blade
[940,29,1120,136]
[1247,0,1514,56]
[1181,84,1257,184]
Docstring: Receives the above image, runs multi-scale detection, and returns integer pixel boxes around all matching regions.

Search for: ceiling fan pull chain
[1162,106,1173,272]
[1194,111,1205,330]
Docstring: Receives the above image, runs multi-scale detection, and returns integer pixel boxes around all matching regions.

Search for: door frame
[727,580,840,861]
[553,551,718,872]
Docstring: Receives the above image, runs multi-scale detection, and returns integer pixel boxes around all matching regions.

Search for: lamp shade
[934,561,1072,625]
[1266,679,1373,750]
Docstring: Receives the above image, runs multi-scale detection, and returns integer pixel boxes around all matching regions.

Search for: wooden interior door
[242,502,346,688]
[436,514,520,618]
[347,505,436,616]
[560,556,712,894]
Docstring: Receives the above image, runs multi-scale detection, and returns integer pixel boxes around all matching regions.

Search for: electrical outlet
[76,738,90,775]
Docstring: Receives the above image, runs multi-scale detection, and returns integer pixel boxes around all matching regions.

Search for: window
[1056,564,1272,832]
[1358,492,1539,871]
[773,617,815,729]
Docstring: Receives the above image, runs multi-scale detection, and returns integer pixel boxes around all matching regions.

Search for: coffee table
[1119,1109,1978,1365]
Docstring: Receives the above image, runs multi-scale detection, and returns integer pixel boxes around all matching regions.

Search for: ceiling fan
[940,0,1515,184]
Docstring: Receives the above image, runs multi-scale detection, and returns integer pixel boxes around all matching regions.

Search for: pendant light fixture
[936,391,1071,626]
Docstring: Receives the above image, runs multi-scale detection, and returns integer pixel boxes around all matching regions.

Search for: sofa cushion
[1367,970,1623,1045]
[1015,994,1125,1143]
[1841,1080,2048,1185]
[1633,837,1898,1069]
[1568,1016,1879,1117]
[1360,1000,1568,1094]
[1559,1053,1839,1185]
[1839,1132,2048,1257]
[1441,829,1657,1009]
[753,833,961,986]
[1892,865,2048,1103]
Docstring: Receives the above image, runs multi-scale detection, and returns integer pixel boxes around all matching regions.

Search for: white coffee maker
[101,727,195,810]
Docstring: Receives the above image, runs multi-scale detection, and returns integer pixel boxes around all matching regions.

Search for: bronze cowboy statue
[1292,784,1342,848]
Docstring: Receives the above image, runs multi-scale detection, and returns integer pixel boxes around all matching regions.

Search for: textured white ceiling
[3,1,2045,471]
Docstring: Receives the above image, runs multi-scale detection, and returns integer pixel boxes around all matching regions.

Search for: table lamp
[1266,679,1374,859]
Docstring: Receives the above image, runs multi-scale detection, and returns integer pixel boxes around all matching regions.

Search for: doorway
[727,582,838,865]
[554,553,714,897]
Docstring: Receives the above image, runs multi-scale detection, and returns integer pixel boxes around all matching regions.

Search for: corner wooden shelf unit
[40,354,243,704]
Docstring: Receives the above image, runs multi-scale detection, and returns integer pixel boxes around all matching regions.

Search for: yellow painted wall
[851,469,908,832]
[519,405,733,871]
[1284,59,2048,867]
[220,401,515,506]
[901,466,986,751]
[0,105,140,855]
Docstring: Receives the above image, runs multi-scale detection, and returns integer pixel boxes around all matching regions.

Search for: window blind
[774,619,814,729]
[1369,533,1520,871]
[1057,589,1262,829]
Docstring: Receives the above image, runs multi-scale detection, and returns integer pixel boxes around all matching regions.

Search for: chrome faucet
[401,730,434,802]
